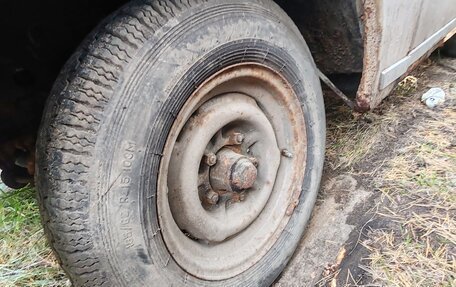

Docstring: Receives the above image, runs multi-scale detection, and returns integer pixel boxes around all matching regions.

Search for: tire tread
[37,1,204,286]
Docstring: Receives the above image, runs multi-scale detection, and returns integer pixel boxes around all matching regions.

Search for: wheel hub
[167,93,280,243]
[210,148,258,193]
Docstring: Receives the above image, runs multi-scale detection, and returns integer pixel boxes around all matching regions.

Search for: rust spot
[354,95,371,112]
[356,0,382,112]
[229,158,257,192]
[210,148,257,193]
[286,199,299,216]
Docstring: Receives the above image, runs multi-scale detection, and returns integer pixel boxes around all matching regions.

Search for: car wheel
[36,0,325,286]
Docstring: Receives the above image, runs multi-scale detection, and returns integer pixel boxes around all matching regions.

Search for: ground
[278,55,456,286]
[0,56,455,286]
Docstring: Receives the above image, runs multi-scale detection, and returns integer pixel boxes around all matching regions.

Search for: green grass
[0,187,68,287]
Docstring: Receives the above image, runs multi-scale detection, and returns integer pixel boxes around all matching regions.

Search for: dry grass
[359,68,456,286]
[325,105,387,170]
[325,76,420,170]
[325,58,455,286]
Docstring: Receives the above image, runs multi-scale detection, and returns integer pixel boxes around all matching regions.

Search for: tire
[36,1,325,286]
[442,34,456,58]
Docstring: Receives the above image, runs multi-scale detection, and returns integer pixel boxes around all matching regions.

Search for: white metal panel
[356,0,456,110]
[378,0,423,71]
[378,0,456,89]
[380,20,456,89]
[411,0,456,49]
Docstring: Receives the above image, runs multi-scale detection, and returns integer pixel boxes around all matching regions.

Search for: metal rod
[317,69,355,109]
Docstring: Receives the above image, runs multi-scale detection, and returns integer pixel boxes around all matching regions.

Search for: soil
[276,55,456,286]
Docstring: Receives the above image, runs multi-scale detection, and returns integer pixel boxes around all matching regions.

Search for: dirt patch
[276,174,371,286]
[278,55,455,286]
[332,56,455,286]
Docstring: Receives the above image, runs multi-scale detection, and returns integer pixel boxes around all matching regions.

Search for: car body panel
[356,0,456,111]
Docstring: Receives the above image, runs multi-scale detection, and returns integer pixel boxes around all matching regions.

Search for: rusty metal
[203,152,217,166]
[204,189,220,205]
[318,69,355,109]
[227,132,245,145]
[279,0,456,113]
[0,136,35,189]
[356,0,456,111]
[354,0,381,112]
[210,149,257,193]
[166,91,281,243]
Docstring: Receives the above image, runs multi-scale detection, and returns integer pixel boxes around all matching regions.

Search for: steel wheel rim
[157,63,307,280]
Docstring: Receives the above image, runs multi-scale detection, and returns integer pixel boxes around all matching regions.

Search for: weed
[0,187,68,287]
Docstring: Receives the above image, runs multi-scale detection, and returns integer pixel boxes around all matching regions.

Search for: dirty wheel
[160,63,309,280]
[36,0,325,286]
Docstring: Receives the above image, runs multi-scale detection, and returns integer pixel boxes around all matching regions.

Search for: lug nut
[204,153,217,166]
[281,149,293,158]
[229,132,244,145]
[236,134,245,144]
[205,190,220,205]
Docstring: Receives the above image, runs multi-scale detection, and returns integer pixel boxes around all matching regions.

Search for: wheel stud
[204,153,217,166]
[205,190,219,205]
[228,132,244,145]
[281,149,293,158]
